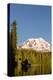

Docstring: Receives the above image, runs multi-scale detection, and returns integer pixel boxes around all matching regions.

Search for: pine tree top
[11,20,16,26]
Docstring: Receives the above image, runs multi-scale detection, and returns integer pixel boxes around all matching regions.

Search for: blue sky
[9,4,51,45]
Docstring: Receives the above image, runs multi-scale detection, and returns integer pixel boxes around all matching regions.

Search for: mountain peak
[18,37,51,52]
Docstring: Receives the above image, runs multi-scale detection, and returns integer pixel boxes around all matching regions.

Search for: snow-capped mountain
[17,37,51,52]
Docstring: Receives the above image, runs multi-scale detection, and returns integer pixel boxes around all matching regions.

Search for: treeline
[15,48,51,75]
[16,48,51,64]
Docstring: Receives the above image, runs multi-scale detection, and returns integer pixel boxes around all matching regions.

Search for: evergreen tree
[11,20,17,49]
[8,20,17,76]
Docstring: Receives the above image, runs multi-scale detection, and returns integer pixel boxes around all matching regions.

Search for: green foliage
[11,20,17,49]
[15,48,51,75]
[8,20,17,76]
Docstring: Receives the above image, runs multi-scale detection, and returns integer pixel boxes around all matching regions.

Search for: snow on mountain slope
[17,37,51,52]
